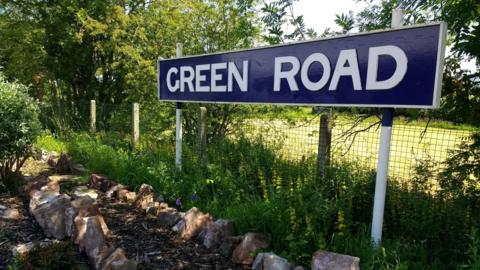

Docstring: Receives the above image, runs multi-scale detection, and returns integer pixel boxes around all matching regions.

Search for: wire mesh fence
[235,115,473,180]
[86,101,474,181]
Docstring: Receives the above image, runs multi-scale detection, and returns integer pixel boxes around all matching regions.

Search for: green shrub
[0,73,41,189]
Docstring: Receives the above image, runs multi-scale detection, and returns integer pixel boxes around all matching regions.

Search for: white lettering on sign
[329,49,362,91]
[301,53,331,91]
[195,64,210,92]
[167,67,179,92]
[166,61,249,93]
[366,45,408,90]
[274,56,300,91]
[273,45,408,92]
[180,66,194,92]
[166,45,408,93]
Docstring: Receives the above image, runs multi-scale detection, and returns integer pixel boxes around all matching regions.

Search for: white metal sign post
[175,43,183,170]
[371,9,404,246]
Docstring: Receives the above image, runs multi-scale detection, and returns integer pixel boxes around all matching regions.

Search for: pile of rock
[24,156,137,270]
[26,150,361,270]
[90,177,360,270]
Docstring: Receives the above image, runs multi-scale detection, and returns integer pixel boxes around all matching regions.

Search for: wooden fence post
[132,103,140,149]
[317,113,331,177]
[198,107,207,166]
[90,100,96,133]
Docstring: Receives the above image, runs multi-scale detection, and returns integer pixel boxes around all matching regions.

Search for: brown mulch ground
[98,195,247,270]
[0,192,46,269]
[0,160,52,269]
[1,158,248,270]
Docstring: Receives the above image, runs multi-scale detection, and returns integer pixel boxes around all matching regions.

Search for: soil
[0,158,248,270]
[0,161,52,269]
[98,196,246,270]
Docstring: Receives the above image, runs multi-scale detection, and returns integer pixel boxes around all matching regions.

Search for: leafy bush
[0,73,41,189]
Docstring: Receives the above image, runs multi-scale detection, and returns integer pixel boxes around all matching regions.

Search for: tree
[0,0,262,134]
[0,73,41,189]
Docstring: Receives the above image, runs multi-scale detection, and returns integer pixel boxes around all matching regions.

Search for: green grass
[36,132,480,269]
[249,107,480,132]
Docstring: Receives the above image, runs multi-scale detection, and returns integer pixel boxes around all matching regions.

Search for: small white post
[132,103,140,150]
[175,43,183,170]
[90,100,96,133]
[198,107,207,167]
[371,9,403,246]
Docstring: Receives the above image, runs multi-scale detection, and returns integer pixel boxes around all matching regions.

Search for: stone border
[27,151,361,270]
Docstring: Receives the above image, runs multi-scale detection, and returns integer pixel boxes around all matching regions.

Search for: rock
[134,184,154,209]
[145,202,160,215]
[106,184,126,199]
[71,163,88,175]
[65,206,77,237]
[72,196,96,209]
[30,193,73,239]
[47,156,59,168]
[92,246,116,270]
[232,233,270,265]
[117,189,136,202]
[40,150,58,162]
[110,259,137,270]
[77,204,101,218]
[311,250,360,270]
[73,185,99,200]
[11,239,60,256]
[39,175,76,194]
[0,204,6,210]
[156,194,165,203]
[24,176,49,197]
[55,153,73,173]
[157,207,183,226]
[34,148,49,161]
[101,248,127,268]
[200,219,235,249]
[71,195,100,218]
[74,215,109,259]
[40,181,60,193]
[48,175,77,182]
[219,236,242,257]
[172,219,185,232]
[252,252,292,270]
[12,242,35,256]
[159,202,169,209]
[293,266,305,270]
[0,208,20,220]
[89,174,115,192]
[177,207,214,240]
[29,190,61,211]
[101,248,137,270]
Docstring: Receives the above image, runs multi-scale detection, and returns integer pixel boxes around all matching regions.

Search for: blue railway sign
[158,23,446,108]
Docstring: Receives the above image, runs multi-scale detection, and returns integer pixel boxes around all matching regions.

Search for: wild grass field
[243,117,474,180]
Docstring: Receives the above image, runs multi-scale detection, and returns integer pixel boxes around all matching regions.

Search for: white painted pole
[132,102,140,150]
[90,100,96,133]
[371,9,403,246]
[175,43,183,170]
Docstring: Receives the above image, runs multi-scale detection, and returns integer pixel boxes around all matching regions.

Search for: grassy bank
[36,132,480,269]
